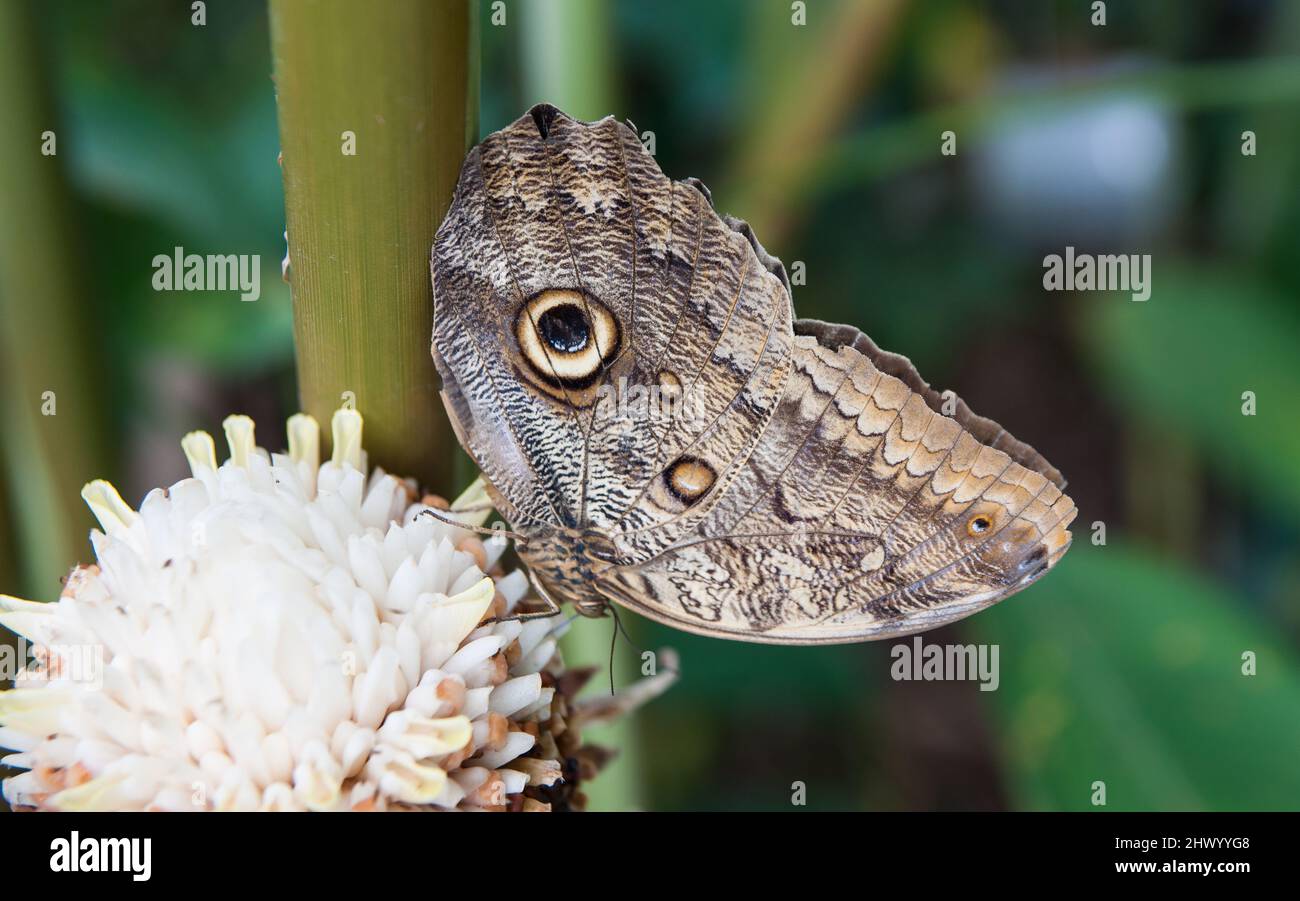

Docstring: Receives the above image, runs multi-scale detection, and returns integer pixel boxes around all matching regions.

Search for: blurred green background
[2,0,1299,811]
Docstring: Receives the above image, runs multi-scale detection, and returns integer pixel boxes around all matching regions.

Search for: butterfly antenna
[608,612,618,696]
[418,507,530,545]
[605,604,680,696]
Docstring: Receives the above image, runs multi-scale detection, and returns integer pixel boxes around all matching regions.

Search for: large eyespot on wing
[513,288,621,402]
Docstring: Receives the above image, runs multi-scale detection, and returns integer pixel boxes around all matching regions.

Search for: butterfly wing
[595,319,1076,643]
[432,104,1075,642]
[432,105,793,537]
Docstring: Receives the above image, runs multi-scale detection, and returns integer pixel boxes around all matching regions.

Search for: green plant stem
[269,0,477,496]
[0,0,110,599]
[721,0,908,245]
[520,0,614,119]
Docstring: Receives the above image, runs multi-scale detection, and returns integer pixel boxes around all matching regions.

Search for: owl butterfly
[431,104,1076,644]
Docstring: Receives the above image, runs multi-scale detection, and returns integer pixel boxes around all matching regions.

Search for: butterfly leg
[477,570,567,626]
[418,507,531,543]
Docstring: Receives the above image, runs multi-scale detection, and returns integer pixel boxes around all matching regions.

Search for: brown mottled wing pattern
[432,104,1075,643]
[432,114,584,528]
[597,320,1076,643]
[432,105,792,537]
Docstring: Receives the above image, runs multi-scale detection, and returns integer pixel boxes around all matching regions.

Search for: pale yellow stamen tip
[81,480,138,536]
[450,476,494,527]
[286,413,320,468]
[222,415,256,468]
[181,430,218,476]
[405,715,473,757]
[385,755,448,804]
[452,576,496,607]
[49,774,127,811]
[331,408,364,470]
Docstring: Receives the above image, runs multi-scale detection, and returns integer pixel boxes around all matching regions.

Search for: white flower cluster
[0,410,571,811]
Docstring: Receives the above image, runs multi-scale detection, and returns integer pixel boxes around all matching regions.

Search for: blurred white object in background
[971,63,1183,247]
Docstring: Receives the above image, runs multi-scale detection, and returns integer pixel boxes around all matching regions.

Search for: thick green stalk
[269,0,476,495]
[0,0,110,598]
[520,0,614,119]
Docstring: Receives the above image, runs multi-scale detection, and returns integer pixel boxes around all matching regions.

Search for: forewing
[431,105,793,536]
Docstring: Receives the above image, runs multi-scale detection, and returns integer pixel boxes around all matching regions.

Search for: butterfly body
[515,522,620,618]
[432,104,1076,644]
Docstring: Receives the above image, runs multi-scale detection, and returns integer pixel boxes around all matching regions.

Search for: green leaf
[1076,263,1300,518]
[974,543,1300,810]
